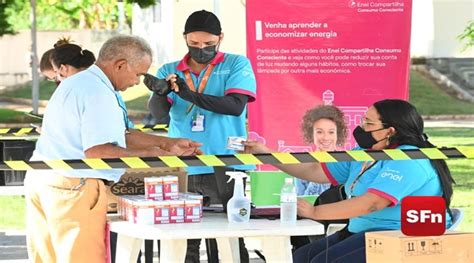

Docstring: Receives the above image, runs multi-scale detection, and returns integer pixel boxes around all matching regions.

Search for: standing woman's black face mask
[187,45,218,64]
[352,126,388,149]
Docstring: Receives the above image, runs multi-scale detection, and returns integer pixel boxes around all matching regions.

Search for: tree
[458,20,474,52]
[2,0,136,32]
[127,0,156,9]
[0,0,19,36]
[0,0,157,36]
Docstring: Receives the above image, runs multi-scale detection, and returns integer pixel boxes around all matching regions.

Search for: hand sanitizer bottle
[226,171,251,223]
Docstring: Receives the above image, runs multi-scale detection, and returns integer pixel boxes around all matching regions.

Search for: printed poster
[246,0,412,161]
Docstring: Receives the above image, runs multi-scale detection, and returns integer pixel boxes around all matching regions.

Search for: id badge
[191,114,205,132]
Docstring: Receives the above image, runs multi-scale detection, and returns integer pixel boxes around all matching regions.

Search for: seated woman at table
[295,105,348,196]
[244,99,454,263]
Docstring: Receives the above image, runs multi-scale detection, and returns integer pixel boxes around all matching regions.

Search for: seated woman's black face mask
[188,45,217,64]
[352,126,388,149]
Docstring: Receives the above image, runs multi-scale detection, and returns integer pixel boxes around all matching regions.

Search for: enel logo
[401,196,446,236]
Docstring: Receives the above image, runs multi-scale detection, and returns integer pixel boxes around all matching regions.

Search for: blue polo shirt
[157,52,257,175]
[29,65,127,182]
[321,145,452,233]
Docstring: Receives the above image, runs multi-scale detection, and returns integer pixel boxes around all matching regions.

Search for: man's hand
[161,138,203,156]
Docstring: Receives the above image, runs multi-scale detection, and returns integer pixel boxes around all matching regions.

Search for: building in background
[0,0,472,86]
[131,0,247,65]
[411,0,474,58]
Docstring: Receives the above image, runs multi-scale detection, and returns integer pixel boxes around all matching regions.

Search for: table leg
[160,239,187,262]
[261,236,292,263]
[115,235,142,263]
[216,237,240,262]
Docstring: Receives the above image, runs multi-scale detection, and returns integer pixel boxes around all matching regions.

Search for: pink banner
[246,0,412,159]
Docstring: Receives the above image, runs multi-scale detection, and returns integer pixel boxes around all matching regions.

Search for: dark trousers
[185,167,250,263]
[293,227,380,263]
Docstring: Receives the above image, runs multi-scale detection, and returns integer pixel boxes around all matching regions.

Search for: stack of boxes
[117,175,203,225]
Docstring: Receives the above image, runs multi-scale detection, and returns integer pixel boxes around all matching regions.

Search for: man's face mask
[188,45,217,64]
[352,126,387,149]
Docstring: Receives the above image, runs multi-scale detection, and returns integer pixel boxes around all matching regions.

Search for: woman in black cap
[145,9,257,263]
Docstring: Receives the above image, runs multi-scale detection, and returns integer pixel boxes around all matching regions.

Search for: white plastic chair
[326,223,347,236]
[448,208,464,231]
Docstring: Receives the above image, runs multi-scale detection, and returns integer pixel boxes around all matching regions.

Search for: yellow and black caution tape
[0,127,38,136]
[0,146,472,171]
[133,124,169,133]
[0,124,169,137]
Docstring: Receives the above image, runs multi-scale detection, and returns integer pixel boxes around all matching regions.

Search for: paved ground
[0,230,265,262]
[0,231,27,262]
[424,119,474,128]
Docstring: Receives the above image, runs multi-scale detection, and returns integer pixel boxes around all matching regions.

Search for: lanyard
[184,64,215,113]
[347,161,378,198]
[114,92,130,131]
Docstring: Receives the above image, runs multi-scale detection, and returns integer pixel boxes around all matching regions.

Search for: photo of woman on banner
[295,105,348,196]
[244,99,454,263]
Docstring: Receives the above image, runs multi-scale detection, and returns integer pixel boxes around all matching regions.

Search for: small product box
[144,177,164,201]
[133,200,155,225]
[184,199,202,223]
[366,230,474,263]
[123,197,130,221]
[227,136,246,151]
[169,200,185,223]
[126,198,135,223]
[117,196,123,219]
[162,175,179,200]
[154,200,170,224]
[184,192,204,217]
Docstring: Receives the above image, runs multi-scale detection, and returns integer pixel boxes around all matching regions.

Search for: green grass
[0,108,41,123]
[409,70,474,115]
[1,79,57,100]
[0,78,150,112]
[426,127,474,232]
[0,196,26,230]
[126,95,149,111]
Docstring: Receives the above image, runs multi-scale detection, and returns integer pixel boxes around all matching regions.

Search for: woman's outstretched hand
[242,140,272,154]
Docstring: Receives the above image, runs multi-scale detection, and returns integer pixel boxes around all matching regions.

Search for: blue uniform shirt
[295,178,330,196]
[157,52,257,175]
[29,65,127,182]
[322,145,452,233]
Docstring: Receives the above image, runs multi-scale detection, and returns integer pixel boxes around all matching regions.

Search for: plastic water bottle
[226,172,251,223]
[280,177,297,224]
